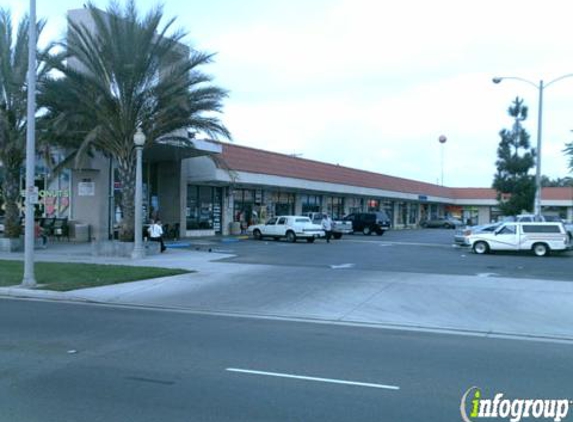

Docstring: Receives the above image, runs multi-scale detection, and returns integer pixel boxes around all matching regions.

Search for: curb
[3,292,573,345]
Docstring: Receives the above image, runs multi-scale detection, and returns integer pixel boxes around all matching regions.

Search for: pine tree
[492,97,536,216]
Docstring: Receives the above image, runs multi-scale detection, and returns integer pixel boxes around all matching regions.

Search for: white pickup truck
[248,215,324,243]
[303,212,354,239]
[468,222,570,256]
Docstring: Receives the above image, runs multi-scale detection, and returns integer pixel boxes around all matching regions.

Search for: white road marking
[345,239,450,248]
[225,368,400,390]
[476,273,499,278]
[329,263,355,269]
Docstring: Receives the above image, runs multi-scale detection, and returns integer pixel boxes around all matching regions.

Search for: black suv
[343,211,391,235]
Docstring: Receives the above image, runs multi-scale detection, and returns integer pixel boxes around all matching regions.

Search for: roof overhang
[143,138,222,162]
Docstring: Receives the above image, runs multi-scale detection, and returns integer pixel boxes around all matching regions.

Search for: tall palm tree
[0,9,46,238]
[565,142,573,174]
[42,0,230,241]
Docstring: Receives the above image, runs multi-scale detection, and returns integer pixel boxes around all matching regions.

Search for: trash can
[73,223,90,242]
[230,221,241,235]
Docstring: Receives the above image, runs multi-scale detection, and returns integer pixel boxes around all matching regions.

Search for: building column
[294,194,303,215]
[223,188,234,235]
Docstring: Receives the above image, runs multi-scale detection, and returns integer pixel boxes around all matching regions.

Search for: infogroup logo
[460,386,571,422]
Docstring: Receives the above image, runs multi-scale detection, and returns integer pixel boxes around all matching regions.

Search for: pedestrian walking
[34,221,48,248]
[148,219,166,252]
[321,213,333,243]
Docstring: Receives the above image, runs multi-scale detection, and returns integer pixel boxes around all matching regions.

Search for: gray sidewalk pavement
[1,241,573,341]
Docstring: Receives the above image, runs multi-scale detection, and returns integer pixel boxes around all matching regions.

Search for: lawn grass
[0,260,191,292]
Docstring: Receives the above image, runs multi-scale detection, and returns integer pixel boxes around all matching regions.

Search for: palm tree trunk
[117,157,136,242]
[3,164,23,239]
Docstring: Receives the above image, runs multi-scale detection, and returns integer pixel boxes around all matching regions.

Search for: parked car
[248,215,324,243]
[454,222,502,246]
[468,222,570,256]
[303,212,353,239]
[343,211,391,235]
[420,217,462,229]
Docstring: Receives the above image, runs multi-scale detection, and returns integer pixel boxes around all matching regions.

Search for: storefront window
[233,189,257,230]
[382,200,394,226]
[462,207,479,225]
[542,206,567,220]
[367,198,379,212]
[301,194,321,213]
[187,185,222,232]
[397,202,406,225]
[347,197,363,214]
[408,203,419,225]
[430,204,439,219]
[272,191,295,216]
[325,196,344,219]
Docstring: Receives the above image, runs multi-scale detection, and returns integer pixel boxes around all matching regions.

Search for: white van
[468,222,570,256]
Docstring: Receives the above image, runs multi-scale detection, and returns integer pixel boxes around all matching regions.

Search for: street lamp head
[492,77,502,84]
[133,127,146,147]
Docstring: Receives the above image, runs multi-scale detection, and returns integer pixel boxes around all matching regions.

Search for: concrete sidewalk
[1,241,573,341]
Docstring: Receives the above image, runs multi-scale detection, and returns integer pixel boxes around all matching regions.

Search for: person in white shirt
[321,214,333,243]
[147,219,166,252]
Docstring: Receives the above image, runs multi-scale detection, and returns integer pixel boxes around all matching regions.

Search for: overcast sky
[9,0,573,187]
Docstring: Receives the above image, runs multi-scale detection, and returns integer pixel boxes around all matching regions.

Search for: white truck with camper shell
[468,221,570,256]
[248,216,325,243]
[303,212,354,239]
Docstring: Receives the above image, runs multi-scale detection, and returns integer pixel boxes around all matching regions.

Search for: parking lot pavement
[218,230,573,281]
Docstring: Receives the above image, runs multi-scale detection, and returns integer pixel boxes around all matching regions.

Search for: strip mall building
[42,140,573,240]
[29,8,573,240]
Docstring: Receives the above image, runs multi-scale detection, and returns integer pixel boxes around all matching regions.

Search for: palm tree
[565,142,573,174]
[0,9,46,238]
[42,0,230,241]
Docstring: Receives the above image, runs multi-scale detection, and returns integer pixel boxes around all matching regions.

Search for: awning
[143,138,222,162]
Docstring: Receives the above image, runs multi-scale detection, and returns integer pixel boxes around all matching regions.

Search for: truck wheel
[253,229,262,240]
[286,231,296,243]
[306,237,315,243]
[333,233,342,240]
[532,243,549,257]
[473,241,489,255]
[376,229,385,236]
[363,227,372,235]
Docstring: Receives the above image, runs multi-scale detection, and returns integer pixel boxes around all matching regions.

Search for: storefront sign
[213,204,221,232]
[21,189,69,199]
[78,181,95,196]
[28,186,39,204]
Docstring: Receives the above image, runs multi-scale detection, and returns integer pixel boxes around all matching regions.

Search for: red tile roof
[451,188,497,200]
[541,187,573,200]
[214,142,573,202]
[217,142,455,197]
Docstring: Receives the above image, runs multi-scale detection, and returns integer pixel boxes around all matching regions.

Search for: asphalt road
[2,299,572,422]
[210,229,573,281]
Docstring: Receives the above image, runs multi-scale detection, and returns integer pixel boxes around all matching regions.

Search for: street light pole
[493,74,573,217]
[534,80,544,217]
[131,128,146,259]
[438,135,447,186]
[21,0,37,288]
